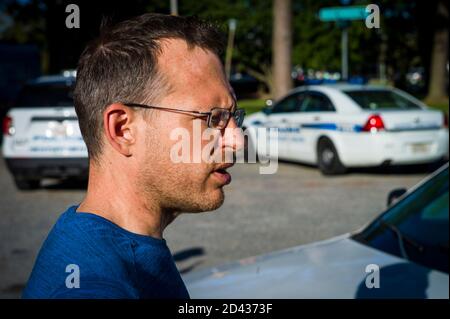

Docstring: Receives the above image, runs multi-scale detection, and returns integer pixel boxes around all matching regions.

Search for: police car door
[265,92,303,159]
[288,91,336,163]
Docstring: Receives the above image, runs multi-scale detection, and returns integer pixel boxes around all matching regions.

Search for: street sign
[319,6,369,22]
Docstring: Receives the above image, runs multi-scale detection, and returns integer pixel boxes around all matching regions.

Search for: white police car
[244,85,449,174]
[2,73,88,189]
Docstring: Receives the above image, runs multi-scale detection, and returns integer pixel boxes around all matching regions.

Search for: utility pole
[170,0,178,16]
[341,26,348,80]
[341,0,351,81]
[426,0,449,103]
[319,5,369,82]
[378,29,387,83]
[225,19,237,80]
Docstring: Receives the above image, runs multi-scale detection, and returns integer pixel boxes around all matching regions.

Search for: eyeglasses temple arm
[123,103,210,117]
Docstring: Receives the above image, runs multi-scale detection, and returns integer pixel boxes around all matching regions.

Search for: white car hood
[183,235,449,299]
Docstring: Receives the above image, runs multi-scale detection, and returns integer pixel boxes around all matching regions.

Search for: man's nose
[221,117,245,153]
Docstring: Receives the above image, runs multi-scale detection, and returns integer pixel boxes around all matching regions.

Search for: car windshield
[343,89,422,110]
[353,166,449,273]
[15,83,74,107]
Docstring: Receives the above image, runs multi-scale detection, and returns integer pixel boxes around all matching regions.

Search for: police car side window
[272,93,305,114]
[15,83,74,108]
[300,93,335,112]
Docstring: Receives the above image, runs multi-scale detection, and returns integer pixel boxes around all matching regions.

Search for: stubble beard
[138,153,226,215]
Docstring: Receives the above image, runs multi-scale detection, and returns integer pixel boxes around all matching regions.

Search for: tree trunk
[426,0,449,104]
[272,0,293,100]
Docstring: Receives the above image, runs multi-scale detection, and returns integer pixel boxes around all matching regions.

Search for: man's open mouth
[211,164,233,185]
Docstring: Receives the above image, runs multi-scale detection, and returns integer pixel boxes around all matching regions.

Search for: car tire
[317,138,347,175]
[14,176,40,190]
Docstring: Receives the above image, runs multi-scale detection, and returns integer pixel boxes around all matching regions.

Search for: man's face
[135,39,244,213]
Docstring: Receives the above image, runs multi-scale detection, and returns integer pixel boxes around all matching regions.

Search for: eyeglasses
[123,102,245,130]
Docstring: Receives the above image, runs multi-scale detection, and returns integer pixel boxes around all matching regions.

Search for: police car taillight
[2,116,14,136]
[362,115,385,133]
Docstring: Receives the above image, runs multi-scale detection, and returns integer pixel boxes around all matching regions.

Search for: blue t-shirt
[23,205,190,299]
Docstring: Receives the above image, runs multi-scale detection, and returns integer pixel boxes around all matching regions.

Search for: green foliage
[292,0,340,70]
[1,0,440,93]
[178,0,273,74]
[1,0,46,46]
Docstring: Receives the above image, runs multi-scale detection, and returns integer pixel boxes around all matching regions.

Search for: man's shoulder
[36,205,136,267]
[23,206,138,299]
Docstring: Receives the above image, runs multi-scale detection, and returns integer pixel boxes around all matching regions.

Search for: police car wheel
[317,138,347,175]
[14,176,40,190]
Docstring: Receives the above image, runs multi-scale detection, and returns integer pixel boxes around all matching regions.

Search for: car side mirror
[262,107,272,115]
[263,99,273,114]
[387,188,407,207]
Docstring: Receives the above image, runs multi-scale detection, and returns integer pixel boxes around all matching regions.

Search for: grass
[238,99,266,115]
[425,101,449,114]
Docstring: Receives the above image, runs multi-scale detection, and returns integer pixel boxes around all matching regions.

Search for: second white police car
[243,84,449,175]
[2,73,87,189]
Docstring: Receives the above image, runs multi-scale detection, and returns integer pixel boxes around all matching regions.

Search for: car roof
[27,75,76,86]
[290,83,392,95]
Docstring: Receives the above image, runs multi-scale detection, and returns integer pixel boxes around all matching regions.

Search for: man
[23,13,245,299]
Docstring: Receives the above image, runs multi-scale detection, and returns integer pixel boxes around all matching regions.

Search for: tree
[425,0,449,104]
[178,0,274,94]
[272,0,293,99]
[3,0,443,100]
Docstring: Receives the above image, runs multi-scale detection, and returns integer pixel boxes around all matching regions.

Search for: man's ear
[103,103,136,157]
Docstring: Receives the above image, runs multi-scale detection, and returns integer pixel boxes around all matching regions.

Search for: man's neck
[76,165,176,239]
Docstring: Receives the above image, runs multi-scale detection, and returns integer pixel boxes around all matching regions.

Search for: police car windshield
[353,166,449,273]
[15,83,74,107]
[343,89,422,110]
